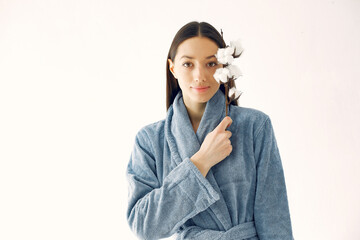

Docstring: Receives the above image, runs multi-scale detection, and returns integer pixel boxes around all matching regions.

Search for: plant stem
[225,84,228,116]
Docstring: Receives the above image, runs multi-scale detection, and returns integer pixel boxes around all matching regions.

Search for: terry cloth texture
[126,89,294,240]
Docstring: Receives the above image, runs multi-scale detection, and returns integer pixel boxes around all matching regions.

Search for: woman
[126,21,294,240]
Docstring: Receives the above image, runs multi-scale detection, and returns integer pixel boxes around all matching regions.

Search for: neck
[183,98,207,133]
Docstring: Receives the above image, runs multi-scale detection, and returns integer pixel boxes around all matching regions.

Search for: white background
[1,0,359,239]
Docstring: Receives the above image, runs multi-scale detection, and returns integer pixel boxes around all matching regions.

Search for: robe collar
[165,88,234,230]
[170,89,225,162]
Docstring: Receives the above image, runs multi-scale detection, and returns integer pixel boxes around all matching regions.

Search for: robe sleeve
[126,129,220,240]
[253,116,294,239]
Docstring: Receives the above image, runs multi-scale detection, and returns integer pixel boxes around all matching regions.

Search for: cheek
[176,71,191,84]
[178,68,191,76]
[176,78,189,90]
[208,70,219,82]
[175,67,189,78]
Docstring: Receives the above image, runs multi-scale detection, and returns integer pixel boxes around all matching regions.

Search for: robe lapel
[165,89,233,230]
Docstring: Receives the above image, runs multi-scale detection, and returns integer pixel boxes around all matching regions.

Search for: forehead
[176,37,218,60]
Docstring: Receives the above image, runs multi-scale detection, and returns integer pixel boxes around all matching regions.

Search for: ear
[168,59,177,79]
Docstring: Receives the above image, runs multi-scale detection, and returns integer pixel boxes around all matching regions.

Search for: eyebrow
[180,55,216,60]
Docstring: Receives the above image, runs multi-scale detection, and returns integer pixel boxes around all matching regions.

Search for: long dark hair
[166,21,238,111]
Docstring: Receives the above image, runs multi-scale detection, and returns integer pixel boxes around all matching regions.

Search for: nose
[193,64,206,82]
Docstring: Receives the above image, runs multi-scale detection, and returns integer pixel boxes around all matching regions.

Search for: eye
[183,62,193,68]
[207,62,218,67]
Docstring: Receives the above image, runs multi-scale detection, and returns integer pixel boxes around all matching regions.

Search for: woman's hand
[190,116,233,177]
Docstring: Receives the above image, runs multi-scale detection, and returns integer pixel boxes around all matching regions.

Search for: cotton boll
[224,55,234,64]
[230,39,244,56]
[214,68,230,83]
[219,68,230,83]
[228,87,236,98]
[224,47,235,64]
[215,48,227,64]
[228,86,243,99]
[215,48,225,59]
[234,89,243,99]
[217,57,227,64]
[213,68,222,83]
[224,46,235,56]
[216,47,234,64]
[227,64,242,79]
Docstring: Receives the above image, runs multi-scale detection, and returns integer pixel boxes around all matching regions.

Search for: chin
[191,93,214,103]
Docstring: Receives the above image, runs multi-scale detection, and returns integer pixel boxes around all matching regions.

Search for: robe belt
[220,221,257,240]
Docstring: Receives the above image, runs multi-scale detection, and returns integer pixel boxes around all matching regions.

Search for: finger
[227,120,232,129]
[216,116,233,132]
[226,130,232,138]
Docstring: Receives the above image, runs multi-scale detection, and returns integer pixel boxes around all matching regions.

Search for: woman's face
[168,37,222,108]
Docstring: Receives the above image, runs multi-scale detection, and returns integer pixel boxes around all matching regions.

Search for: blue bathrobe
[126,89,294,240]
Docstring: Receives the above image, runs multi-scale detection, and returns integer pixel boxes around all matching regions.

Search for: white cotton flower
[224,46,235,56]
[234,89,243,99]
[213,67,230,83]
[230,39,244,56]
[227,64,243,79]
[228,87,236,97]
[228,87,243,99]
[216,48,225,57]
[215,47,234,64]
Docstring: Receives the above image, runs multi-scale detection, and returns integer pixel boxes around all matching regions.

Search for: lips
[191,86,210,93]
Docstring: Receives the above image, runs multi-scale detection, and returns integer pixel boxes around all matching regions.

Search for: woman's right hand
[190,116,233,177]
